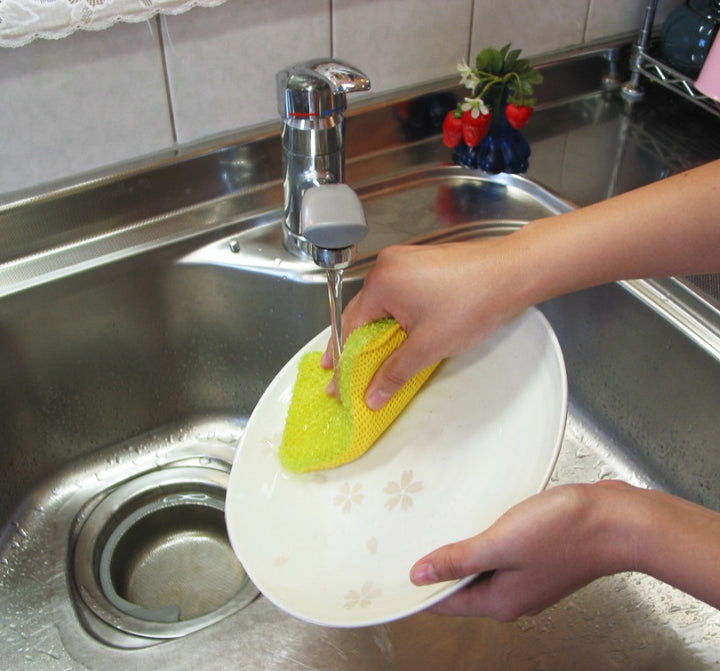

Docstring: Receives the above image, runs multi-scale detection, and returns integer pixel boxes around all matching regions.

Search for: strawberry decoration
[448,44,543,173]
[505,103,533,129]
[461,108,492,147]
[442,111,463,148]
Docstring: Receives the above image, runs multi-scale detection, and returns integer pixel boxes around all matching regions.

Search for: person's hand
[322,238,530,409]
[409,481,640,621]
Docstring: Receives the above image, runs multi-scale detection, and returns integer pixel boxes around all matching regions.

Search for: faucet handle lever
[311,60,371,95]
[300,184,367,268]
[277,58,370,118]
[301,184,367,248]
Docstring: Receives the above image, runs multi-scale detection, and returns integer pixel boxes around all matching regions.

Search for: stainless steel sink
[2,45,720,669]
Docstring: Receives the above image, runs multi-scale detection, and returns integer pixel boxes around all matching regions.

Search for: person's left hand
[410,481,638,621]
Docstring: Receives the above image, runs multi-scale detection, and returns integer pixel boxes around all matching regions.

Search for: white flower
[460,96,489,118]
[457,59,480,90]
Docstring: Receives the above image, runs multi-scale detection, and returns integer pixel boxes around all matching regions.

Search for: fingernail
[326,379,337,397]
[410,562,438,586]
[366,389,391,411]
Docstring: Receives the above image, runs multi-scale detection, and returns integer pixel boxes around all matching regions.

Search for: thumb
[410,536,491,585]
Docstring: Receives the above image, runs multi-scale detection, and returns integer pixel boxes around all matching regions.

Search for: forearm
[510,159,720,307]
[627,487,720,609]
[582,481,720,609]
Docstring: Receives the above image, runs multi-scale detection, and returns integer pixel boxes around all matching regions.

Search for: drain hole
[73,467,259,644]
[100,495,247,623]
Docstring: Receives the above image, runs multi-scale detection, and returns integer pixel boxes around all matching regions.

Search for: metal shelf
[634,50,720,117]
[621,0,720,120]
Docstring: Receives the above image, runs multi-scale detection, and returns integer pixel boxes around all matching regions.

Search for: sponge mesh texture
[279,319,439,473]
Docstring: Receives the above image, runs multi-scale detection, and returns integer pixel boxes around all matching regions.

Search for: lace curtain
[0,0,228,47]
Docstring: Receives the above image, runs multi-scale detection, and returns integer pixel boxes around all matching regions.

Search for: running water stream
[326,268,343,384]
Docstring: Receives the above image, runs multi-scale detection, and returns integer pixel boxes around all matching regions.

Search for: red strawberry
[461,109,492,147]
[442,111,463,148]
[505,103,533,129]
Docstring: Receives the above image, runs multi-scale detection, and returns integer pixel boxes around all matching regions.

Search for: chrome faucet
[276,59,371,267]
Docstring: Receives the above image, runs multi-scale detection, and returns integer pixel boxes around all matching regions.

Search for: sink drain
[72,466,258,643]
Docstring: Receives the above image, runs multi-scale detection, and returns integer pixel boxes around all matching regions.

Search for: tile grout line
[467,0,476,63]
[156,15,179,149]
[581,0,593,44]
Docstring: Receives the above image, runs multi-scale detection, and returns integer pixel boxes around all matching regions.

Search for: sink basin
[2,46,720,669]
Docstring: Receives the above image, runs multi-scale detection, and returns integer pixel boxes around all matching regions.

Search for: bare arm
[325,159,720,409]
[515,158,720,299]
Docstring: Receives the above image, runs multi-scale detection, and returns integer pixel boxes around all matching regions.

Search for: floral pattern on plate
[334,482,364,513]
[344,582,383,610]
[384,470,424,511]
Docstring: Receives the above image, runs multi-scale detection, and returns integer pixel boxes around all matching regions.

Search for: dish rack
[622,0,720,119]
[620,0,720,313]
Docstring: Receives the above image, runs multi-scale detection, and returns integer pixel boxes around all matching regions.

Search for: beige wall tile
[586,0,676,43]
[470,0,588,58]
[333,0,474,95]
[0,21,172,199]
[162,0,330,143]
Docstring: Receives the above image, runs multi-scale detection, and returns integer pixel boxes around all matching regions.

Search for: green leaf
[523,69,544,85]
[476,47,503,75]
[469,43,543,107]
[503,48,522,74]
[513,57,531,73]
[474,48,491,71]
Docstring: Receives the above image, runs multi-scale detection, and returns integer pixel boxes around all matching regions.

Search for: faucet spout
[276,59,370,258]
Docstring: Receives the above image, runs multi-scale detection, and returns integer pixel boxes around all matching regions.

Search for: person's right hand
[320,159,720,411]
[322,238,531,409]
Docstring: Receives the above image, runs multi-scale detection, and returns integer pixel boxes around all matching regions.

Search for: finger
[410,530,500,585]
[365,333,441,410]
[321,289,391,372]
[325,377,338,398]
[320,345,334,370]
[427,580,495,617]
[340,289,392,342]
[425,572,501,618]
[320,291,370,369]
[426,572,534,621]
[410,543,477,586]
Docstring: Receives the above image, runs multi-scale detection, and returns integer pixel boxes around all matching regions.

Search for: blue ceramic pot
[452,111,531,174]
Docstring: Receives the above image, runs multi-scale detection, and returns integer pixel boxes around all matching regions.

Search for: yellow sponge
[279,319,439,473]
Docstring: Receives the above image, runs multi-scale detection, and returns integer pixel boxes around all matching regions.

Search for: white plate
[226,308,567,627]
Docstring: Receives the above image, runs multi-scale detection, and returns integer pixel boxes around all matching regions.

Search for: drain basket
[72,467,258,642]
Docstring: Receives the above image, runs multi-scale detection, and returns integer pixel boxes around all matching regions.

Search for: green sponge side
[278,351,351,472]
